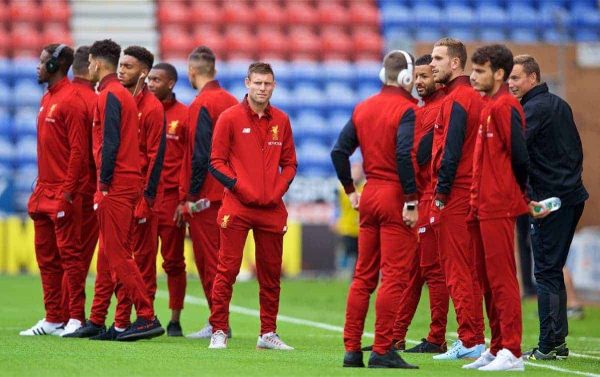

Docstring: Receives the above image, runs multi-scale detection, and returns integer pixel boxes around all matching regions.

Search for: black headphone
[46,44,67,74]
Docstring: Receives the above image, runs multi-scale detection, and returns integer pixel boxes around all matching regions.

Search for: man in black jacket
[508,54,588,361]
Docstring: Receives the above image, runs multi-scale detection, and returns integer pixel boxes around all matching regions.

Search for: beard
[435,70,452,85]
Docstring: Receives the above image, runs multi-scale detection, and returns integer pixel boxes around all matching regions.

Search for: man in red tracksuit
[391,54,449,354]
[83,39,163,341]
[147,62,189,336]
[429,38,485,360]
[60,45,100,337]
[463,45,528,371]
[332,50,419,369]
[207,62,296,350]
[20,44,88,337]
[176,46,238,340]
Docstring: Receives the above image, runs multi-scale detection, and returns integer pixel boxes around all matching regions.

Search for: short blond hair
[434,37,467,69]
[513,54,541,83]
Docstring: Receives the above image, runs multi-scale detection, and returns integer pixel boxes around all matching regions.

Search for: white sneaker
[187,323,213,339]
[60,319,83,337]
[19,318,65,336]
[208,330,228,349]
[463,349,496,369]
[256,332,294,350]
[479,349,524,372]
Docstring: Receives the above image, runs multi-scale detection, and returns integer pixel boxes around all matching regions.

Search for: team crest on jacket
[47,104,57,117]
[168,120,179,134]
[271,125,279,141]
[221,215,230,228]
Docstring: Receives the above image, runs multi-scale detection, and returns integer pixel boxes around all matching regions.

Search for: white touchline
[156,291,600,377]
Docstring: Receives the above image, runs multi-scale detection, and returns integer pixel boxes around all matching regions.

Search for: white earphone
[379,50,414,86]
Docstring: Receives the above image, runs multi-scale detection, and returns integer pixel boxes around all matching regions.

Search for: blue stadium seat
[297,160,333,178]
[542,29,569,43]
[574,29,599,41]
[0,58,10,84]
[226,84,247,103]
[510,28,539,43]
[447,28,477,42]
[445,5,475,29]
[296,139,331,164]
[571,4,600,29]
[13,108,38,138]
[175,86,196,105]
[354,60,382,82]
[14,164,37,193]
[292,84,324,112]
[414,5,443,29]
[290,60,322,86]
[476,4,508,29]
[0,108,13,140]
[293,110,327,138]
[0,137,15,167]
[415,29,443,42]
[357,83,381,101]
[220,59,252,87]
[270,84,293,110]
[13,80,44,107]
[324,82,357,111]
[328,110,351,135]
[15,136,38,166]
[380,4,412,29]
[539,4,569,29]
[444,0,470,5]
[10,59,38,81]
[0,81,11,108]
[480,29,507,42]
[383,27,413,45]
[322,61,355,86]
[507,4,540,29]
[570,0,598,9]
[270,60,293,86]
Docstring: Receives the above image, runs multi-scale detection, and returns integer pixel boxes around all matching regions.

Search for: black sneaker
[361,339,405,352]
[116,317,165,342]
[63,320,105,338]
[523,343,569,361]
[343,351,365,368]
[368,350,418,369]
[90,324,121,341]
[167,321,183,337]
[555,343,570,359]
[405,338,447,353]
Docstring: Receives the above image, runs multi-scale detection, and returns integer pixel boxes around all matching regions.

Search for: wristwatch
[434,199,445,210]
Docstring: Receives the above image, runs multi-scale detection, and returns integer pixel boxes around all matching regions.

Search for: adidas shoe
[187,323,233,339]
[405,338,447,353]
[361,339,405,352]
[462,349,495,369]
[479,349,524,371]
[90,324,123,341]
[208,330,228,349]
[116,317,164,342]
[60,319,82,337]
[343,351,365,368]
[432,340,485,360]
[256,332,294,350]
[167,320,183,337]
[368,350,419,369]
[62,320,105,338]
[19,319,64,336]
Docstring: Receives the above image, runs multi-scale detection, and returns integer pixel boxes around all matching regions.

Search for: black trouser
[530,202,585,352]
[517,214,536,296]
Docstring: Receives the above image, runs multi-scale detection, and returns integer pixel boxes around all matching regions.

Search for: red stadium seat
[253,1,285,26]
[256,28,288,58]
[41,24,73,47]
[320,29,353,60]
[161,27,194,58]
[10,1,41,23]
[284,2,318,26]
[348,2,380,28]
[288,28,320,60]
[191,27,225,57]
[221,1,253,26]
[317,2,350,26]
[0,29,9,56]
[0,5,8,25]
[222,26,254,59]
[10,23,42,51]
[40,1,71,23]
[157,2,189,26]
[190,2,223,26]
[352,29,384,58]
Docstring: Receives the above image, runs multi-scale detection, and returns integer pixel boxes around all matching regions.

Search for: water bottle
[190,198,210,213]
[534,197,561,214]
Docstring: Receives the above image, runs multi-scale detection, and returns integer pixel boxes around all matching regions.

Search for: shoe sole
[343,363,365,368]
[117,327,165,342]
[368,364,419,369]
[256,346,294,350]
[167,332,183,337]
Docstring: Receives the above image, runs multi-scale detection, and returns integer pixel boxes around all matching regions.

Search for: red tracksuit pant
[156,189,186,311]
[343,183,418,355]
[393,201,449,345]
[31,193,84,323]
[470,218,522,357]
[209,197,287,335]
[430,191,485,348]
[90,190,154,325]
[189,201,221,309]
[60,194,99,321]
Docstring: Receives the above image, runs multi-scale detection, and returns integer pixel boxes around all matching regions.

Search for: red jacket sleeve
[273,116,298,199]
[61,95,88,195]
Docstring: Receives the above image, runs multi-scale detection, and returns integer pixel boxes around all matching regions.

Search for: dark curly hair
[123,45,154,70]
[43,43,74,74]
[152,62,178,82]
[415,54,432,66]
[89,39,121,68]
[471,44,514,81]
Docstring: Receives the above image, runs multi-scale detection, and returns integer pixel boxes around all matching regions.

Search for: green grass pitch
[1,275,599,376]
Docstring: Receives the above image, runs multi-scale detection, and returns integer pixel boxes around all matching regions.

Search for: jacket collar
[162,93,178,111]
[492,83,510,99]
[198,79,221,95]
[422,87,445,105]
[520,82,548,106]
[134,84,149,106]
[98,73,119,91]
[380,85,418,103]
[72,77,95,90]
[445,75,471,93]
[242,95,273,120]
[48,77,69,94]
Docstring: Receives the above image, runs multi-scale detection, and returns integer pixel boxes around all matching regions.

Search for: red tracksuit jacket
[415,89,445,202]
[470,84,529,219]
[135,85,166,201]
[72,77,98,196]
[431,76,484,203]
[209,96,297,207]
[92,73,142,192]
[179,80,238,203]
[160,95,188,191]
[331,85,418,202]
[35,77,88,199]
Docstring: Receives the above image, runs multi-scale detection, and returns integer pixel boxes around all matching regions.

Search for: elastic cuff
[98,183,109,192]
[343,183,356,194]
[403,193,418,202]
